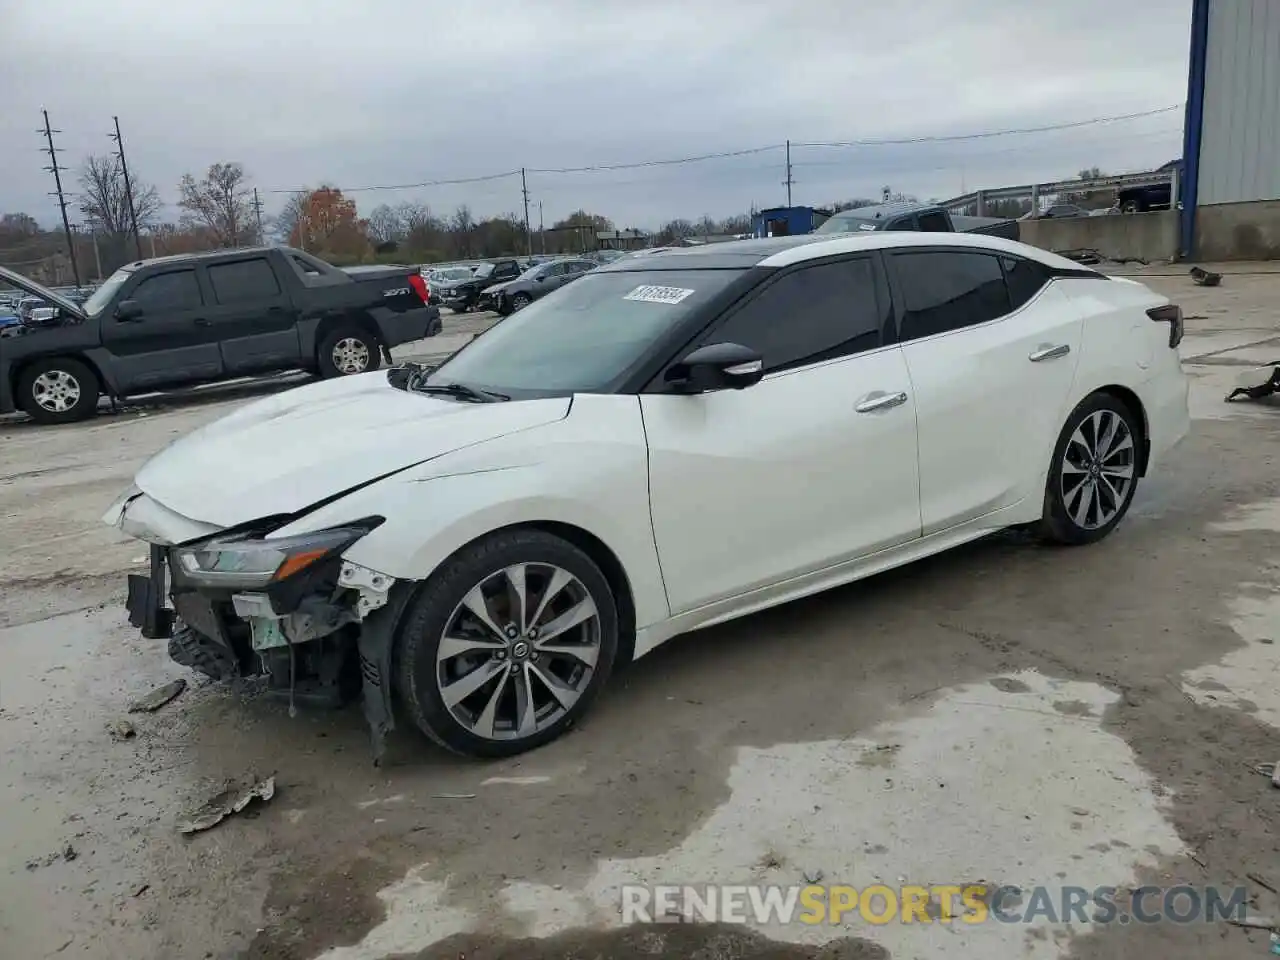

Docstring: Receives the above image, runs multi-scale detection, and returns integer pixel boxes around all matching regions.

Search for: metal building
[1182,0,1280,258]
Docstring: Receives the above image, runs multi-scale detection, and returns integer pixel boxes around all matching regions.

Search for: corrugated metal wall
[1198,0,1280,205]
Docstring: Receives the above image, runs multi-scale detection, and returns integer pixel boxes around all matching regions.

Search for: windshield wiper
[414,381,509,403]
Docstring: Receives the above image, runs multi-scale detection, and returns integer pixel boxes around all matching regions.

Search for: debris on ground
[803,868,825,884]
[1190,265,1223,287]
[127,678,187,713]
[430,792,477,800]
[1226,914,1277,930]
[25,843,78,870]
[1249,872,1278,895]
[106,718,136,741]
[177,775,276,835]
[1225,365,1280,403]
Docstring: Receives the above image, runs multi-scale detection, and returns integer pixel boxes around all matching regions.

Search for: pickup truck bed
[0,246,441,423]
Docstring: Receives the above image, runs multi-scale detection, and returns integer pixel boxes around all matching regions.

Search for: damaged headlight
[174,519,382,589]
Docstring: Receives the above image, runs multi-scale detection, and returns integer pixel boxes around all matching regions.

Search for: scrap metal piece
[1225,364,1280,403]
[356,586,413,766]
[106,718,137,741]
[127,679,187,713]
[177,775,276,834]
[1190,266,1222,287]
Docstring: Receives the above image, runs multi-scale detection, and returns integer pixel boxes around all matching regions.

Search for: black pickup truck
[0,246,441,424]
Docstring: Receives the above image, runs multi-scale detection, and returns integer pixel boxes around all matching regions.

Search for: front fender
[268,395,670,630]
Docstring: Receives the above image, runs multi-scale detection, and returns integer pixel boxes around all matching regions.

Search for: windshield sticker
[623,285,696,305]
[858,223,877,231]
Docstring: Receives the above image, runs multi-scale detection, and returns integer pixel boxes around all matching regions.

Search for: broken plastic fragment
[177,775,276,834]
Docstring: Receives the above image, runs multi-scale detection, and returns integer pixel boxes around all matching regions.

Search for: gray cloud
[1,0,1191,230]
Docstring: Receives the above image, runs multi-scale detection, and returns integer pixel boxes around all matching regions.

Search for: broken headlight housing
[174,519,382,590]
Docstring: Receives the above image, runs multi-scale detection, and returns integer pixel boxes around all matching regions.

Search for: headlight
[174,520,381,589]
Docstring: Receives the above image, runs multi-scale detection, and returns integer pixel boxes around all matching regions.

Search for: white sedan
[105,232,1189,758]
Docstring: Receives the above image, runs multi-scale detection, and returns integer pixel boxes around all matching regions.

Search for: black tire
[1120,200,1142,214]
[1036,392,1142,545]
[395,528,620,758]
[317,324,382,378]
[16,356,100,425]
[511,292,532,312]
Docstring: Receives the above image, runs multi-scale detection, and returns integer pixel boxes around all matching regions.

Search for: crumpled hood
[484,280,517,296]
[130,372,570,527]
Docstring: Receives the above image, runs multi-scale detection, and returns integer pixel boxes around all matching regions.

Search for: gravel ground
[2,280,1279,960]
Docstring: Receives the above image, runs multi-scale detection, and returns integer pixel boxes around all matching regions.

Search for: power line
[527,144,784,175]
[792,105,1183,148]
[264,169,520,195]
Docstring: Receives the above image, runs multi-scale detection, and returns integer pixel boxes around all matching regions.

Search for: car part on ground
[106,229,1190,760]
[1225,364,1280,402]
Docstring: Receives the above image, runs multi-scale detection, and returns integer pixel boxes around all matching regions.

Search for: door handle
[1029,343,1070,362]
[193,317,211,327]
[855,391,909,413]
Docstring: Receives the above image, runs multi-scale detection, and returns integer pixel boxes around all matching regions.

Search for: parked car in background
[1020,203,1091,220]
[106,230,1189,758]
[815,201,1021,241]
[480,258,598,315]
[425,266,475,302]
[0,246,441,424]
[435,258,522,313]
[1117,159,1183,213]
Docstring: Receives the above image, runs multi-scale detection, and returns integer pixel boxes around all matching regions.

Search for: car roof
[594,231,1098,274]
[826,201,943,221]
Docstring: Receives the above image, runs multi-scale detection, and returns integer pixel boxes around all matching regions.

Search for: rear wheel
[317,325,381,378]
[511,292,532,312]
[395,529,619,758]
[17,357,100,424]
[1036,393,1141,545]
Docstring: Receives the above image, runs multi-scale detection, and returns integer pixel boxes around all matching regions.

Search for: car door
[564,260,595,284]
[533,262,569,297]
[204,256,301,374]
[887,249,1084,535]
[640,255,922,614]
[99,266,223,391]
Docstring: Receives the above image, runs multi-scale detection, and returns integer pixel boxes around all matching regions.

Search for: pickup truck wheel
[17,357,100,424]
[318,326,382,378]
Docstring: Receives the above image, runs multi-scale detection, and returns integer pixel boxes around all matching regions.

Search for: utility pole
[538,201,545,254]
[252,188,265,244]
[784,139,794,207]
[39,109,81,287]
[109,116,144,260]
[520,168,533,257]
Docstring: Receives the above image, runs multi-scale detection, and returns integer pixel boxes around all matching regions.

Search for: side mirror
[116,300,143,321]
[665,342,764,393]
[535,275,546,282]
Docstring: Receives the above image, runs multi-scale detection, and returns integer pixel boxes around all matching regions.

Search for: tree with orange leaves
[290,186,371,260]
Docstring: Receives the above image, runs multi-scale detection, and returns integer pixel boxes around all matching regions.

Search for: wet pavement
[2,283,1280,959]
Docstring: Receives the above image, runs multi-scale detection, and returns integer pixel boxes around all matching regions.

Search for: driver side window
[700,258,885,374]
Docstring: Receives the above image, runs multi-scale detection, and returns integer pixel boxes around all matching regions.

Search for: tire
[511,293,532,312]
[1036,392,1142,545]
[1120,200,1141,214]
[317,324,382,378]
[395,528,620,758]
[16,356,100,425]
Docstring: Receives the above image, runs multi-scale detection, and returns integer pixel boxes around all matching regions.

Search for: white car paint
[107,231,1190,668]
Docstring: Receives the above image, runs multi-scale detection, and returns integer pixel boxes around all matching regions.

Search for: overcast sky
[2,0,1191,231]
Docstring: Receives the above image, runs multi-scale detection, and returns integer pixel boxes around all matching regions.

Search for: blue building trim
[1180,0,1211,259]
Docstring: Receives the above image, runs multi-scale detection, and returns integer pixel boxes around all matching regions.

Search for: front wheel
[395,529,619,758]
[1036,393,1141,545]
[317,325,382,378]
[510,292,532,312]
[16,357,100,424]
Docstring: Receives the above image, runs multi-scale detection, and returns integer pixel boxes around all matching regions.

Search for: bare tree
[78,153,160,236]
[177,162,254,246]
[368,203,405,245]
[271,189,310,245]
[397,201,433,234]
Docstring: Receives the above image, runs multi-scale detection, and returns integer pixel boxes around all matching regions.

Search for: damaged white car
[106,232,1190,759]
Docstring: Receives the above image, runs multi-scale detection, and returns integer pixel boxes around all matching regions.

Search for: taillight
[408,273,430,304]
[1147,304,1183,348]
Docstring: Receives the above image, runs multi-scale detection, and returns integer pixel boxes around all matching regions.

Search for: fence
[941,169,1179,216]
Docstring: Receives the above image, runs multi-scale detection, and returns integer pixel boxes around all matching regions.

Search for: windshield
[83,268,133,315]
[432,268,472,281]
[426,268,744,395]
[814,212,880,234]
[473,263,495,278]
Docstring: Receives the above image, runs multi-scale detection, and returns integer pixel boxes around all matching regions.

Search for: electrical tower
[784,140,794,207]
[252,188,265,244]
[109,116,144,260]
[39,109,81,287]
[520,168,533,257]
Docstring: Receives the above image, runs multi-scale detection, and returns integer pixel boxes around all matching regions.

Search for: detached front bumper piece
[127,544,175,640]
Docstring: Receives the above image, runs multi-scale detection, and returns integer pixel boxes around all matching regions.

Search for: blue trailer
[752,206,833,238]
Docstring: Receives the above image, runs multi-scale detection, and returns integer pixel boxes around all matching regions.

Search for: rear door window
[891,251,1011,340]
[916,211,951,232]
[207,258,282,304]
[1000,256,1053,311]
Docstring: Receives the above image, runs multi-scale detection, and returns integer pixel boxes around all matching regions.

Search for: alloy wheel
[435,563,601,741]
[332,337,370,374]
[1061,408,1135,530]
[32,369,81,413]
